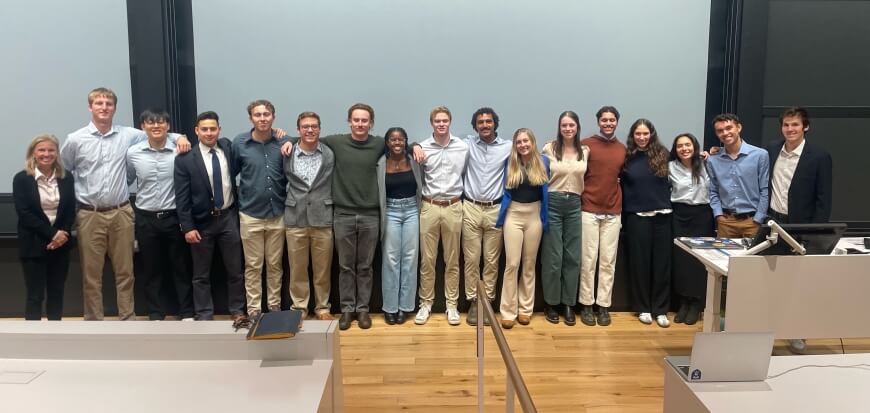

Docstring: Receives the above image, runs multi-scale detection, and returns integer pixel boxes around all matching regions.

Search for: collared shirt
[199,142,235,210]
[292,144,323,187]
[126,139,177,211]
[706,140,770,223]
[462,135,511,202]
[34,169,60,224]
[543,142,589,195]
[419,134,469,199]
[231,131,288,219]
[770,139,805,214]
[668,160,711,205]
[62,122,173,207]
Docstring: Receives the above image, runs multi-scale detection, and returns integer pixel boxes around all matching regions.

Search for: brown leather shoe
[316,312,334,321]
[517,314,531,325]
[501,319,515,329]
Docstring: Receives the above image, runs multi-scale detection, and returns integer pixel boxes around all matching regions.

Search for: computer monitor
[749,222,847,255]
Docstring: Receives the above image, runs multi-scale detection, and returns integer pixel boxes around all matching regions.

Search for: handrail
[476,279,537,412]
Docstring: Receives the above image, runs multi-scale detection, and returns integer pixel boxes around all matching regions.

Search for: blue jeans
[381,197,419,313]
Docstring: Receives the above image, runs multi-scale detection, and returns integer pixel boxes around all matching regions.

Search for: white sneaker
[788,339,807,354]
[180,317,195,322]
[415,305,431,325]
[446,308,461,326]
[656,315,671,328]
[638,312,652,324]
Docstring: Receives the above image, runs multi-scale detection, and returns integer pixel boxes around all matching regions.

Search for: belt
[136,209,176,219]
[465,197,501,207]
[552,191,580,198]
[767,209,789,224]
[423,196,461,207]
[77,200,130,212]
[210,204,234,217]
[722,208,755,220]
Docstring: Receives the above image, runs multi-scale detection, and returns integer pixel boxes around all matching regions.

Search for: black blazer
[12,170,76,258]
[174,138,238,233]
[767,141,833,223]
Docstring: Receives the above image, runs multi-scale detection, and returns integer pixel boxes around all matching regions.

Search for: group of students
[14,88,831,340]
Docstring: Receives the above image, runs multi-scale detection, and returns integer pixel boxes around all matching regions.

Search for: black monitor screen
[749,223,847,255]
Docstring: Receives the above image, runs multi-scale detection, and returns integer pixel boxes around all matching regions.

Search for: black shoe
[674,298,690,324]
[596,307,611,326]
[339,312,354,330]
[684,299,703,325]
[544,305,560,324]
[384,312,397,325]
[357,311,372,329]
[466,299,479,326]
[396,311,406,324]
[579,305,596,326]
[563,305,576,326]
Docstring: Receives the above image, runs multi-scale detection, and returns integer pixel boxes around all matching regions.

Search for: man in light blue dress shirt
[126,109,194,321]
[61,87,190,320]
[706,113,770,238]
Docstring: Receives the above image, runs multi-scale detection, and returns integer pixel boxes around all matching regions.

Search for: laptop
[669,332,774,382]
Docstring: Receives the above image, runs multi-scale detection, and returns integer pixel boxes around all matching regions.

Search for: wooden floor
[338,312,870,413]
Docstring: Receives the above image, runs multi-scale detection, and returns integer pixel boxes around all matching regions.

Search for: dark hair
[296,111,321,128]
[347,103,375,122]
[471,107,499,137]
[195,111,220,126]
[711,113,741,126]
[247,99,275,116]
[139,108,170,125]
[626,118,669,177]
[596,105,620,121]
[670,133,704,184]
[779,106,810,128]
[553,111,584,161]
[383,127,410,157]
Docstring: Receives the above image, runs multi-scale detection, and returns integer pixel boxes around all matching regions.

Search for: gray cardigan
[283,143,335,227]
[376,154,423,240]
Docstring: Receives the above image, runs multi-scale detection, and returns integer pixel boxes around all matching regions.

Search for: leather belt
[136,209,176,219]
[466,197,501,207]
[722,208,755,220]
[77,200,130,212]
[423,196,461,207]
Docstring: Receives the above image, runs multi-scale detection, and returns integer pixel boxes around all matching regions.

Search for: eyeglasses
[143,120,168,126]
[299,125,320,130]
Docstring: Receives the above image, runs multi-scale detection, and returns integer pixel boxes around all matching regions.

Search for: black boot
[579,305,596,326]
[339,312,355,330]
[545,305,560,324]
[563,305,576,326]
[596,307,611,326]
[466,299,479,326]
[674,297,690,324]
[684,298,703,325]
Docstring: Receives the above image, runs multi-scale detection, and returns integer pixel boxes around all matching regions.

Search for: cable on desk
[841,338,846,355]
[767,364,870,380]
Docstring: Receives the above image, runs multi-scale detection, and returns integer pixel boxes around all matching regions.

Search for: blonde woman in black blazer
[12,134,75,320]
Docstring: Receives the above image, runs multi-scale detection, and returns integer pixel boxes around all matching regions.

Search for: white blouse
[668,160,710,205]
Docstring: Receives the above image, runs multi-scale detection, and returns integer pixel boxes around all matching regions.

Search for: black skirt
[672,202,715,299]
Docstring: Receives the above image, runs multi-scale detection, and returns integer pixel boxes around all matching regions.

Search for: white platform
[0,320,343,412]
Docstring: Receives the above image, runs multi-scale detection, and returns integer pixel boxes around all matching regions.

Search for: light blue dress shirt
[462,135,511,202]
[126,139,177,211]
[706,140,770,223]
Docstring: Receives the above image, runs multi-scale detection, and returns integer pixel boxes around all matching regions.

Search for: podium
[675,238,870,338]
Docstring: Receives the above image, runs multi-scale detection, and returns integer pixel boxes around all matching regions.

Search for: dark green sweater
[320,134,384,211]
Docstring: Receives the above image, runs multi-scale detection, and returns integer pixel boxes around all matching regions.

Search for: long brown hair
[669,133,704,184]
[506,128,548,188]
[552,111,584,162]
[24,134,65,179]
[626,119,668,177]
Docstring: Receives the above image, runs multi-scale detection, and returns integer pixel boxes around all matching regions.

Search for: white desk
[663,353,870,412]
[675,237,870,338]
[0,320,343,412]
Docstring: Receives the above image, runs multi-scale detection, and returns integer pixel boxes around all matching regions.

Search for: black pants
[21,249,70,320]
[672,203,715,299]
[190,208,246,320]
[624,213,672,316]
[135,210,194,320]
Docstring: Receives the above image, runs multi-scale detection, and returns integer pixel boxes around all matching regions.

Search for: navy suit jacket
[766,141,833,223]
[12,170,76,258]
[174,138,238,233]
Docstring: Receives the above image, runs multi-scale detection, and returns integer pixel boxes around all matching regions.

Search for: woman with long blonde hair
[12,134,76,320]
[495,128,550,328]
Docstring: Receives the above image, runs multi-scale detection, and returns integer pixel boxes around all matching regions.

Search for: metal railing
[476,279,537,413]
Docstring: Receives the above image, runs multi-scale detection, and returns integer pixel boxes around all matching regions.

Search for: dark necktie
[210,148,224,209]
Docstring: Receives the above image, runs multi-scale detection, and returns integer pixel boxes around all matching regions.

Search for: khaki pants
[579,211,621,308]
[500,201,542,321]
[462,201,502,302]
[716,215,760,238]
[77,204,135,320]
[286,226,333,316]
[239,213,285,314]
[418,201,463,309]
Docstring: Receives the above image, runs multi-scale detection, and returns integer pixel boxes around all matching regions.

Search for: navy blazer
[766,141,833,223]
[12,170,76,258]
[174,138,238,233]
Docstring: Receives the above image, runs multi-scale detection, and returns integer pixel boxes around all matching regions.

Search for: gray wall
[192,0,711,146]
[0,0,134,193]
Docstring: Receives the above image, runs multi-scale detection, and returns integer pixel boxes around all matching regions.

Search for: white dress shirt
[668,160,711,205]
[419,134,469,199]
[199,142,235,209]
[770,139,805,214]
